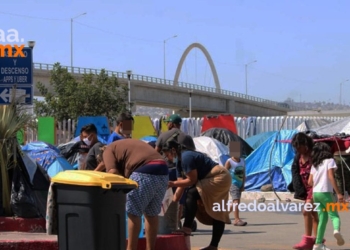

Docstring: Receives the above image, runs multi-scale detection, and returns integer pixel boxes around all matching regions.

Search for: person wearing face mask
[107,112,134,144]
[62,125,91,170]
[161,134,232,250]
[155,114,195,229]
[82,124,106,170]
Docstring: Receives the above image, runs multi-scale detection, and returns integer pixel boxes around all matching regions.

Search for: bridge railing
[34,63,301,111]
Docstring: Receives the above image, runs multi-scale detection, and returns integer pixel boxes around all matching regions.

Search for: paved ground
[0,199,349,250]
[190,199,350,250]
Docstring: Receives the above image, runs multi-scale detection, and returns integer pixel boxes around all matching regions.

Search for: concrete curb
[0,217,46,232]
[0,235,187,250]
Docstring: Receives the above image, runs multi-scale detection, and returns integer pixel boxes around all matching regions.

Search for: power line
[0,11,164,43]
[75,21,162,43]
[0,11,67,21]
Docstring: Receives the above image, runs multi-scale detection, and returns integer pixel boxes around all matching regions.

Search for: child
[308,142,345,250]
[225,152,247,226]
[290,132,320,249]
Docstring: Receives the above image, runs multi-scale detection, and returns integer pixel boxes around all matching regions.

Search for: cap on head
[177,133,196,151]
[164,114,182,125]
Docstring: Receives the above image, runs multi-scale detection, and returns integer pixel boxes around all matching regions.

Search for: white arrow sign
[0,89,10,102]
[0,88,30,103]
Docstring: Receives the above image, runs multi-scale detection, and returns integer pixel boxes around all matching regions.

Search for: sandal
[233,220,247,226]
[171,229,193,236]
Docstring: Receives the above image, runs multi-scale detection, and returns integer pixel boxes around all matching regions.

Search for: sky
[1,0,350,104]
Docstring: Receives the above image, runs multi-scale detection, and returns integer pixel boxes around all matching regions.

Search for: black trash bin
[51,170,138,250]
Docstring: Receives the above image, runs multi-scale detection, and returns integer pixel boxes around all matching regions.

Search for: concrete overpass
[33,63,296,117]
[288,109,350,117]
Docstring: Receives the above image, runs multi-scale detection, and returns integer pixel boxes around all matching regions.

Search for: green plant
[0,89,33,215]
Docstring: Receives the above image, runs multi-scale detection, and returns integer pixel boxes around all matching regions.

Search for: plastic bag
[159,188,174,216]
[10,166,41,218]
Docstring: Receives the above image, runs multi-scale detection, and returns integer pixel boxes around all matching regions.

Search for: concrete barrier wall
[23,116,345,145]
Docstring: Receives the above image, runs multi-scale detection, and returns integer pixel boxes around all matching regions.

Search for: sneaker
[312,244,330,250]
[333,230,345,246]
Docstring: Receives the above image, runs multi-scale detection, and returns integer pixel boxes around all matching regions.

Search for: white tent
[193,136,230,166]
[313,117,350,135]
[295,119,333,132]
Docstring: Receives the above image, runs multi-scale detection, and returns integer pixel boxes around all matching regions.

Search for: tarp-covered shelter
[9,147,50,218]
[201,128,253,158]
[193,136,230,166]
[22,142,74,178]
[245,130,297,191]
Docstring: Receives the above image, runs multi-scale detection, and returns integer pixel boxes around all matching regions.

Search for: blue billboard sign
[0,47,33,85]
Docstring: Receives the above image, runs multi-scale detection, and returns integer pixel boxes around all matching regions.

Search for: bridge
[33,43,298,117]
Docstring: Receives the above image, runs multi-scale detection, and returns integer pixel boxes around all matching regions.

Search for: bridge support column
[131,103,137,114]
[226,99,236,114]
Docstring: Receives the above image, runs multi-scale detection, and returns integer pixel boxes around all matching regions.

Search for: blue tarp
[246,131,277,150]
[140,136,157,148]
[22,142,74,178]
[22,141,60,154]
[245,130,297,191]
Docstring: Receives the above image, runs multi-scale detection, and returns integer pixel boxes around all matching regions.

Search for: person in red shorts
[289,132,324,249]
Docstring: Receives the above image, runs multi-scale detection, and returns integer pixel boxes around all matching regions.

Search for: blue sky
[1,0,350,104]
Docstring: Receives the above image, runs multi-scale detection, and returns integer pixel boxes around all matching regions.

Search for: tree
[34,63,130,122]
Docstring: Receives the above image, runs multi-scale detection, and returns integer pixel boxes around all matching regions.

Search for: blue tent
[22,142,74,178]
[246,131,277,150]
[140,136,157,148]
[22,141,60,154]
[245,130,297,192]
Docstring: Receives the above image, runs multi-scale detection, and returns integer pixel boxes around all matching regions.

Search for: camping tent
[193,136,230,166]
[295,119,333,132]
[313,117,350,136]
[22,142,74,178]
[201,128,253,158]
[246,131,277,150]
[245,130,297,192]
[9,147,50,218]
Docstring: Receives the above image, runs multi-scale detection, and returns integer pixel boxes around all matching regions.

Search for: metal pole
[340,82,342,105]
[163,40,166,83]
[70,13,86,71]
[31,48,34,114]
[128,77,131,111]
[189,92,192,119]
[245,64,248,95]
[71,18,73,70]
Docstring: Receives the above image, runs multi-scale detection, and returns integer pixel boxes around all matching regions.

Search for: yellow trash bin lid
[51,170,138,190]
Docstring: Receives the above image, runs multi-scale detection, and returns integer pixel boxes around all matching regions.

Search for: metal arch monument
[173,43,221,90]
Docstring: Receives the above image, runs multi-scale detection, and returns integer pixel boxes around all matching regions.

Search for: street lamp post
[126,70,132,111]
[340,79,349,105]
[163,35,177,83]
[71,12,87,70]
[245,60,257,96]
[28,41,35,114]
[188,90,193,119]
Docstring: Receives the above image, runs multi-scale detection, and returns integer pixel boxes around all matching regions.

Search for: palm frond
[0,88,33,215]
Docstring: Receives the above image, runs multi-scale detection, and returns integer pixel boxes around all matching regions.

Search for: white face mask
[83,137,92,146]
